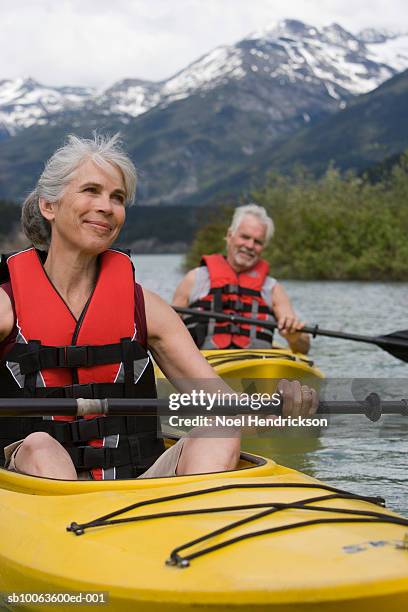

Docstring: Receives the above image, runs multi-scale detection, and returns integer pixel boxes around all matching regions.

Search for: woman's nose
[96,193,113,212]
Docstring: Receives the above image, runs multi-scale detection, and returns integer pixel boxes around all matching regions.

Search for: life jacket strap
[7,339,147,376]
[209,285,262,297]
[67,434,162,470]
[189,299,270,315]
[213,324,274,343]
[0,415,160,445]
[7,381,153,399]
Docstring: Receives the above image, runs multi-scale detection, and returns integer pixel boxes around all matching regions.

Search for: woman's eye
[112,194,125,204]
[84,186,97,193]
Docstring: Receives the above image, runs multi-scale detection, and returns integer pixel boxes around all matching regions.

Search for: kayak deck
[155,347,324,395]
[203,347,323,393]
[0,445,407,611]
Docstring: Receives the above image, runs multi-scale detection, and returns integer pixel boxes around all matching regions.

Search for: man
[173,204,310,354]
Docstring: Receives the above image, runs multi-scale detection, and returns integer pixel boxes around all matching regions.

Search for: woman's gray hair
[21,133,136,249]
[228,203,274,243]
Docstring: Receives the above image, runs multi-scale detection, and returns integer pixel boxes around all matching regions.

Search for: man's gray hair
[228,203,274,242]
[21,133,136,250]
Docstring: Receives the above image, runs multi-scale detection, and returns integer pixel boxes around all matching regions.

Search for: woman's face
[41,158,127,255]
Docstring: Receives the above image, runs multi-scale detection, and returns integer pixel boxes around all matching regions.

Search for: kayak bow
[0,445,407,611]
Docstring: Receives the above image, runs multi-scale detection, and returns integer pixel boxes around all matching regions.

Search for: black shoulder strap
[0,253,14,284]
[111,247,132,258]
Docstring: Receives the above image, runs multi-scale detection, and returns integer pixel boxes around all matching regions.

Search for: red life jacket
[187,254,275,349]
[0,248,163,480]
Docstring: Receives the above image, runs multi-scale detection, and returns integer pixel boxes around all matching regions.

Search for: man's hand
[276,315,310,355]
[277,379,318,417]
[277,314,304,338]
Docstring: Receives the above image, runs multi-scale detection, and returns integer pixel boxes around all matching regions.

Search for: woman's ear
[38,197,56,221]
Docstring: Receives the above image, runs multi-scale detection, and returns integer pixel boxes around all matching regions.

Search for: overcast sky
[1,0,408,90]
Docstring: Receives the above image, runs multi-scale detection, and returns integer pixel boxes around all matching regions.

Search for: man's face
[226,214,267,272]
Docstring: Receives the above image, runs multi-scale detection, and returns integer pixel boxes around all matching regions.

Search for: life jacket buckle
[232,300,244,312]
[64,383,94,399]
[69,418,101,443]
[225,284,239,294]
[65,345,89,368]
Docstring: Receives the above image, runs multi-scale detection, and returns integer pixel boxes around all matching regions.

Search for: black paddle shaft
[174,307,408,363]
[0,394,407,421]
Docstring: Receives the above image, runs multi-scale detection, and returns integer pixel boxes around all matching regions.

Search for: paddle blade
[376,330,408,363]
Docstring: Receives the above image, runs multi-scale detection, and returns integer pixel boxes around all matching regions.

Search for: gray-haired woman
[0,134,317,481]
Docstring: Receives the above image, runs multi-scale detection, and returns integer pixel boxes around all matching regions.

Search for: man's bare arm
[272,283,310,354]
[172,269,197,307]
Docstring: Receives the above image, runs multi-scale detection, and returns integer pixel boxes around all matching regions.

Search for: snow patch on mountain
[0,77,93,134]
[162,46,245,101]
[366,34,408,72]
[95,79,161,117]
[245,20,405,96]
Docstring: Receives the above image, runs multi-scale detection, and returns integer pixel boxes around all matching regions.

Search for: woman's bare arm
[145,287,224,384]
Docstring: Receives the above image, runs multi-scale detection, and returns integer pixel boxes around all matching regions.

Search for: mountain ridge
[1,19,408,205]
[2,19,408,135]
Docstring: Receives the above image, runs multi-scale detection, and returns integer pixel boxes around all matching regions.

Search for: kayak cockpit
[0,442,273,496]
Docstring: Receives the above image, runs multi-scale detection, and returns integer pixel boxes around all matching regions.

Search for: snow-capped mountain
[1,19,408,137]
[0,77,94,134]
[94,79,161,118]
[96,20,408,117]
[244,20,408,97]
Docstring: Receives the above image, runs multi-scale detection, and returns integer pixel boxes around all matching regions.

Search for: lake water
[135,254,408,516]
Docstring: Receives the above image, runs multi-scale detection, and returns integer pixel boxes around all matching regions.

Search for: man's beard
[236,250,257,265]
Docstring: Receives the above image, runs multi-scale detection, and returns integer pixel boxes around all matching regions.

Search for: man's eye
[84,187,97,193]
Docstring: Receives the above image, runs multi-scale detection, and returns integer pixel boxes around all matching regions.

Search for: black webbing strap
[6,340,147,376]
[67,433,160,469]
[213,324,273,343]
[0,253,11,284]
[121,337,135,397]
[212,288,223,312]
[33,382,133,399]
[189,299,270,315]
[209,285,262,297]
[5,415,159,444]
[23,340,41,397]
[67,445,130,469]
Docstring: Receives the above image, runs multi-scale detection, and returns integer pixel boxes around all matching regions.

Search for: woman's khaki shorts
[3,438,186,480]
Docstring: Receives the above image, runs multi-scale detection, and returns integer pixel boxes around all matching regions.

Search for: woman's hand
[277,379,319,417]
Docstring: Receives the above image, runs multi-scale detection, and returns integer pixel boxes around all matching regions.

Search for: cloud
[0,0,407,88]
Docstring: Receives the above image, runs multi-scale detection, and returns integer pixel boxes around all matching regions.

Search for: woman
[0,134,317,480]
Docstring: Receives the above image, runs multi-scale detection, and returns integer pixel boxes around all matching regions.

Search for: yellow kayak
[1,442,407,611]
[155,348,324,394]
[202,347,323,387]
